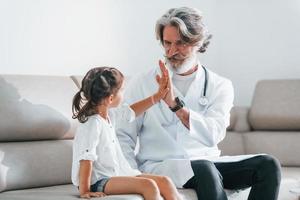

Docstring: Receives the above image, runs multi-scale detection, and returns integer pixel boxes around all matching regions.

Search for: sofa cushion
[227,106,251,132]
[0,140,72,192]
[70,75,82,89]
[243,131,300,166]
[0,184,250,200]
[226,108,236,131]
[0,184,144,200]
[0,75,78,141]
[249,80,300,130]
[219,131,245,156]
[1,167,299,200]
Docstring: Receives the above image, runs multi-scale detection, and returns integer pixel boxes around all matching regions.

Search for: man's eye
[177,41,184,46]
[164,41,171,46]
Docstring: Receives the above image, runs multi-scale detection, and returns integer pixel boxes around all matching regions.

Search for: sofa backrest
[0,75,78,192]
[0,75,78,141]
[249,79,300,130]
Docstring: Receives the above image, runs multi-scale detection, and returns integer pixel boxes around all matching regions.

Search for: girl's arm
[79,160,105,198]
[130,64,169,117]
[129,91,166,117]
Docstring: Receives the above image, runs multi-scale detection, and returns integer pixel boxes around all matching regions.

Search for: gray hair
[155,7,212,53]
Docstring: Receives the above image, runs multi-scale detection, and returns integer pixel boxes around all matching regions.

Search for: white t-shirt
[71,105,141,186]
[172,70,197,97]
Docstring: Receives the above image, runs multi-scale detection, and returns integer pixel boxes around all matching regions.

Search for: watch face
[176,97,185,107]
[178,98,185,107]
[170,97,185,112]
[180,98,185,106]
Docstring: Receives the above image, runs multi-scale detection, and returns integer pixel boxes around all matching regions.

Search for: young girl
[71,66,182,200]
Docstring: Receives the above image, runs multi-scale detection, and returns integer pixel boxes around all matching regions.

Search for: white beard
[165,53,198,75]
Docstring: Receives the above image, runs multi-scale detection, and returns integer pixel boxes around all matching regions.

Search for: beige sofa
[0,75,299,200]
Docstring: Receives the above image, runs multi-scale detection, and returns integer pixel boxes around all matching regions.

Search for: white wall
[0,0,216,76]
[1,0,300,105]
[214,0,300,105]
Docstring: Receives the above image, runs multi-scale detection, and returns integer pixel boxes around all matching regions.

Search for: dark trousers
[183,155,281,200]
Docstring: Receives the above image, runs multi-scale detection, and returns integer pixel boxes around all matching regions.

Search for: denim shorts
[90,177,110,192]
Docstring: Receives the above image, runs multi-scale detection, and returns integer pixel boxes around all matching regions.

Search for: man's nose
[167,43,178,57]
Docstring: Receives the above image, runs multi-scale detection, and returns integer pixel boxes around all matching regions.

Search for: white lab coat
[116,64,235,188]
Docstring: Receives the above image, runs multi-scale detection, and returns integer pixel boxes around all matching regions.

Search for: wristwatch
[169,97,185,112]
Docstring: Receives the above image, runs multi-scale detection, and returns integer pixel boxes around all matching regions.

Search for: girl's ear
[101,95,113,106]
[108,94,114,104]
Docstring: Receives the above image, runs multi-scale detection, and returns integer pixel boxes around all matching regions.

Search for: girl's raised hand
[155,60,170,101]
[155,60,175,106]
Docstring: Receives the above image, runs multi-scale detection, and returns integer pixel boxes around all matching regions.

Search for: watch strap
[169,97,185,112]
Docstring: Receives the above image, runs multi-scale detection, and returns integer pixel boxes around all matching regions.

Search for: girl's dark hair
[72,67,124,123]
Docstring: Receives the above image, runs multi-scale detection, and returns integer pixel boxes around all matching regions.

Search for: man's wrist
[169,97,185,112]
[168,98,177,108]
[175,106,185,116]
